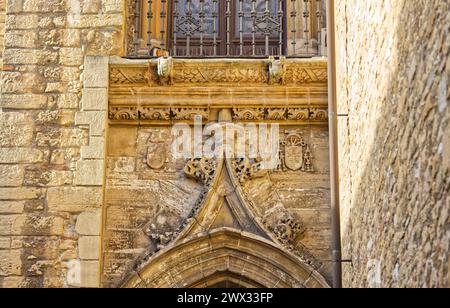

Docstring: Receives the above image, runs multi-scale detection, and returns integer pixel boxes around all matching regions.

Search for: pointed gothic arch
[121,157,330,288]
[123,228,329,288]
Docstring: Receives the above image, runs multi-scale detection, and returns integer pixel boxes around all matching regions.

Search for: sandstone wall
[0,0,5,63]
[336,0,450,287]
[0,0,123,287]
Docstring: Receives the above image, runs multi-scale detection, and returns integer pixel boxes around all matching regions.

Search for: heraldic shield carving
[283,132,306,171]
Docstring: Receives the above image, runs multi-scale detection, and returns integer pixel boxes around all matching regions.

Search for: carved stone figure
[268,56,286,85]
[157,57,174,85]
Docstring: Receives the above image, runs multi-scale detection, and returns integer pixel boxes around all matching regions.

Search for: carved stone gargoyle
[157,56,174,85]
[268,56,286,85]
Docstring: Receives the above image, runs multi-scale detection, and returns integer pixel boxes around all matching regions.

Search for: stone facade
[0,1,333,288]
[336,0,450,288]
[0,0,122,288]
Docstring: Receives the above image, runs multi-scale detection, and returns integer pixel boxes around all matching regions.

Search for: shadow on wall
[338,0,450,288]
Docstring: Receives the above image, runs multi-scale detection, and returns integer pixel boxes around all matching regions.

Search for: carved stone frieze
[109,59,328,87]
[232,108,265,121]
[287,108,310,120]
[267,108,287,120]
[140,107,171,121]
[310,108,329,121]
[108,106,139,121]
[172,108,209,121]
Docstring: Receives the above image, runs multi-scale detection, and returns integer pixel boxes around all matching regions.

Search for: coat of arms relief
[280,130,315,173]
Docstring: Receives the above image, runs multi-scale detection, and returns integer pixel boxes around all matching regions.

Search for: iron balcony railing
[129,0,327,58]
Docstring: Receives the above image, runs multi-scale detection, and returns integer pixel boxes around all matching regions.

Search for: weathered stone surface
[75,210,101,236]
[0,148,44,164]
[74,111,107,136]
[0,112,34,147]
[0,201,25,214]
[0,94,47,110]
[47,187,102,213]
[0,250,22,276]
[336,0,450,288]
[83,56,109,88]
[0,165,24,187]
[0,188,42,200]
[78,236,100,260]
[74,160,104,186]
[81,137,105,159]
[0,215,64,236]
[81,88,107,111]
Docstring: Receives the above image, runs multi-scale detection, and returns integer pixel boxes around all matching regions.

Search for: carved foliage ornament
[184,157,217,186]
[262,205,306,250]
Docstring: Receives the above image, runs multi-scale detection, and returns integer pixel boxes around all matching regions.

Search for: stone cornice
[108,57,328,125]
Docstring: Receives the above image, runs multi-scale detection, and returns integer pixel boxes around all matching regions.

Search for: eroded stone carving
[233,158,268,184]
[157,57,174,85]
[280,131,315,172]
[172,108,209,121]
[140,107,171,121]
[262,205,306,250]
[288,108,310,120]
[184,157,217,186]
[108,106,139,121]
[267,108,287,120]
[233,108,265,121]
[310,108,328,120]
[268,56,286,85]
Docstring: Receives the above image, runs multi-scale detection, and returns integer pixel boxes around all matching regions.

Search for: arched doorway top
[122,228,329,288]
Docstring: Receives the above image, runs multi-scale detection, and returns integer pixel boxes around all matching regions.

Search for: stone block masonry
[336,0,450,288]
[0,0,122,288]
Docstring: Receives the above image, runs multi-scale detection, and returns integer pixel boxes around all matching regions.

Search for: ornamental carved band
[109,106,328,123]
